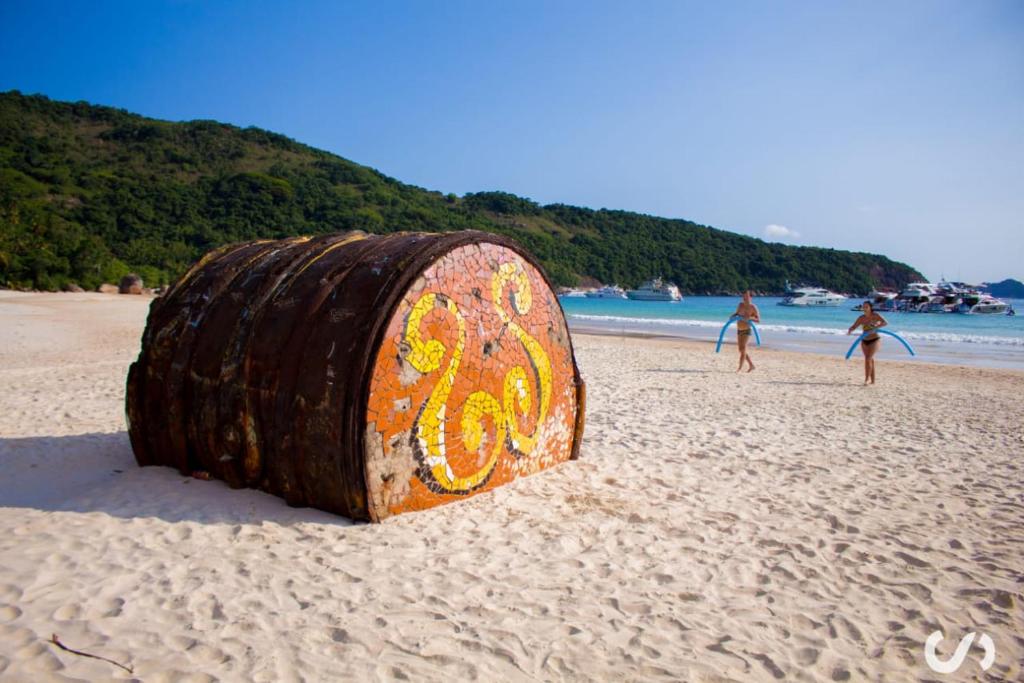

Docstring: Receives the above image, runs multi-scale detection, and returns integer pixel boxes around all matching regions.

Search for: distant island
[983,279,1024,299]
[0,91,924,294]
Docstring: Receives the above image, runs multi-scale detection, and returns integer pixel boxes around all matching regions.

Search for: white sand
[1,291,1021,681]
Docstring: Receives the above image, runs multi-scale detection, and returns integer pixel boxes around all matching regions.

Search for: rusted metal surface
[126,230,585,520]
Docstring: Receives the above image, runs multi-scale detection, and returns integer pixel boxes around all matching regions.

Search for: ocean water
[559,296,1024,370]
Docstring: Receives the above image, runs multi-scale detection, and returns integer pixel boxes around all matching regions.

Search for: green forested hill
[0,91,923,293]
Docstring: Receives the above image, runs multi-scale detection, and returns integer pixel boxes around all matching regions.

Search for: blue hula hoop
[844,328,915,359]
[715,316,762,353]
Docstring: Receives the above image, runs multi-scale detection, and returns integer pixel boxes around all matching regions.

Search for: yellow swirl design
[404,262,553,494]
[492,262,553,455]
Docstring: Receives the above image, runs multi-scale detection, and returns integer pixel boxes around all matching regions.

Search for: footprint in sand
[164,524,193,544]
[170,635,198,650]
[831,666,852,681]
[893,551,930,568]
[750,652,785,679]
[836,615,864,643]
[53,603,82,621]
[0,624,34,648]
[706,638,749,671]
[0,605,21,622]
[0,584,22,603]
[958,587,1015,609]
[187,642,230,665]
[15,641,63,672]
[329,627,352,643]
[84,597,124,619]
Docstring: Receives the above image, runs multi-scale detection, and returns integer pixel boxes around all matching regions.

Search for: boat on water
[894,282,937,312]
[585,285,628,299]
[924,294,960,313]
[957,292,1009,314]
[852,290,897,311]
[891,281,1011,314]
[779,286,846,307]
[900,282,936,299]
[625,278,682,301]
[922,283,965,313]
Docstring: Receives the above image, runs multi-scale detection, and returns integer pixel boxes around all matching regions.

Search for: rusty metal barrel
[125,230,585,521]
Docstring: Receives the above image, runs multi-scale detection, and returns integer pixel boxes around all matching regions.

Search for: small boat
[779,287,846,307]
[557,287,587,298]
[626,278,682,301]
[584,285,628,299]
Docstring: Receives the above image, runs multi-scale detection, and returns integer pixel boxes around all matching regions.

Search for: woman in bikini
[848,301,887,385]
[734,290,760,373]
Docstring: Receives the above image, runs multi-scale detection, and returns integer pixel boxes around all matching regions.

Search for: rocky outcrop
[119,274,144,295]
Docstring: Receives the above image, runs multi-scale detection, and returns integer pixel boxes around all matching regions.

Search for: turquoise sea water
[559,296,1024,370]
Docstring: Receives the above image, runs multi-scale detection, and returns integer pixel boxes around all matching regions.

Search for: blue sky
[2,0,1021,282]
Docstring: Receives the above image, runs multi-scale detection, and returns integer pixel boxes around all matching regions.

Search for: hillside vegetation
[0,91,924,293]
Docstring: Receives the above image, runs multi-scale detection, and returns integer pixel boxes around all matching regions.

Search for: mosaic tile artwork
[365,242,579,519]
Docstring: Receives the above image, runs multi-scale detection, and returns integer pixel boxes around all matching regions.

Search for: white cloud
[763,224,800,240]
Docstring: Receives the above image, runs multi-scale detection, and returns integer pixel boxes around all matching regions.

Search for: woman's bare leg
[862,342,870,384]
[864,342,879,384]
[737,335,748,372]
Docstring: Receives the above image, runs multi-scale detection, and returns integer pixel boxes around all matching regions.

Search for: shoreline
[568,321,1024,371]
[572,330,1024,381]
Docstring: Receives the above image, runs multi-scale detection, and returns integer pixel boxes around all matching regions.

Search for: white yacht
[925,294,960,313]
[957,293,1009,314]
[584,285,628,299]
[922,283,966,312]
[895,282,936,312]
[900,282,936,298]
[852,290,897,311]
[626,278,682,301]
[778,287,846,307]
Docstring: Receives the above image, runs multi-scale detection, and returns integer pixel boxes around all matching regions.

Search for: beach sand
[1,291,1021,681]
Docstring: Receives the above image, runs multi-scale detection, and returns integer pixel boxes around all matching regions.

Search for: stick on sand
[50,634,134,674]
